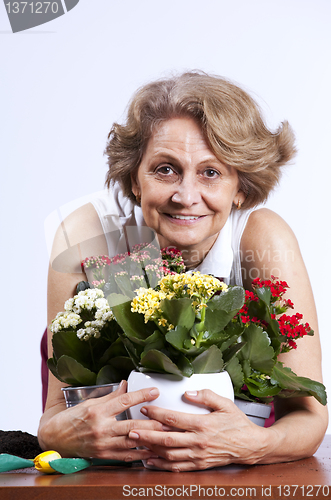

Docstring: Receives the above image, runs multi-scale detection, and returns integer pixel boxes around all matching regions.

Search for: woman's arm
[38,202,163,459]
[240,208,328,460]
[125,208,328,470]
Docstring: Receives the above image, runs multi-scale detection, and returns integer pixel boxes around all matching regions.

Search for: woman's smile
[165,213,206,223]
[131,117,245,259]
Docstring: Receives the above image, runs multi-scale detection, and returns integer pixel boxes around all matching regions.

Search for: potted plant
[48,245,326,425]
[110,272,327,424]
[47,244,185,409]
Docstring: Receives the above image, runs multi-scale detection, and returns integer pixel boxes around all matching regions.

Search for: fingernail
[129,431,140,440]
[146,460,155,466]
[185,390,198,396]
[162,424,172,431]
[141,407,148,415]
[119,380,126,389]
[149,388,159,397]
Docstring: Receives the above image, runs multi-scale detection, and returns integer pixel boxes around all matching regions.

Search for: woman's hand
[39,381,163,461]
[128,389,275,471]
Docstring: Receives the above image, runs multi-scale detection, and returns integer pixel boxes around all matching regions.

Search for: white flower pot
[127,371,234,419]
[127,370,234,469]
[234,398,271,427]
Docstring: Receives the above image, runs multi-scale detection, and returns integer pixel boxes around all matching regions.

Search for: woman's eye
[204,168,220,179]
[155,165,175,176]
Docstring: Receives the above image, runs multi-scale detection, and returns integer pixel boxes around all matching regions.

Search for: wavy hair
[105,72,296,209]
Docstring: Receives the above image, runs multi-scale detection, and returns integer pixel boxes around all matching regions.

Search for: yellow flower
[160,272,225,301]
[34,451,62,473]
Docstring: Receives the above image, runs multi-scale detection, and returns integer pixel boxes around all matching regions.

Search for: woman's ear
[130,171,140,198]
[234,189,246,209]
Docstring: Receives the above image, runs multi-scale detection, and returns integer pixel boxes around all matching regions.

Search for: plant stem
[88,340,96,372]
[195,302,206,348]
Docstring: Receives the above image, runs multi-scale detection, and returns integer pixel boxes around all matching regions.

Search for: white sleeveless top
[91,184,256,286]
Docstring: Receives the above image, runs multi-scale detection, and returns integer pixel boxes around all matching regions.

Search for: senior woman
[38,72,328,471]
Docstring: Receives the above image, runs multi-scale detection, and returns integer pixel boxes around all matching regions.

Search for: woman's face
[131,117,245,257]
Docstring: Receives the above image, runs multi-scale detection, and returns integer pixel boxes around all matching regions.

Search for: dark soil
[0,430,43,459]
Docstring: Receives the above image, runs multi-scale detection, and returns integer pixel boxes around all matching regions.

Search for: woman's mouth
[165,214,205,223]
[170,215,200,220]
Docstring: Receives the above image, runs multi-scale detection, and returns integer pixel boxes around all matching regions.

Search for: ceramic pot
[127,371,234,419]
[234,398,271,427]
[127,370,234,469]
[61,383,127,420]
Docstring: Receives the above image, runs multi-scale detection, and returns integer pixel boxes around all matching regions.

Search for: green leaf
[166,326,191,350]
[114,273,136,298]
[160,298,195,331]
[142,331,166,353]
[47,357,67,384]
[241,359,252,379]
[245,378,281,398]
[140,349,192,377]
[205,287,245,333]
[117,335,141,370]
[204,309,235,334]
[108,356,135,374]
[0,454,35,472]
[191,345,224,374]
[272,362,327,405]
[56,355,97,386]
[176,353,195,377]
[107,293,131,307]
[256,286,271,306]
[51,330,91,366]
[111,300,155,344]
[240,324,275,373]
[208,286,245,313]
[49,458,92,474]
[225,357,244,391]
[98,337,129,365]
[96,365,121,385]
[222,342,246,366]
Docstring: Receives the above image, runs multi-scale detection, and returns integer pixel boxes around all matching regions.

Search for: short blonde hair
[105,72,296,209]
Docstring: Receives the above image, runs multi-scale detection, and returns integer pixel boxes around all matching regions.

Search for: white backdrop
[1,0,330,436]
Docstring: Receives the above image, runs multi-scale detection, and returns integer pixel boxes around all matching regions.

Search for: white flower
[64,298,74,311]
[77,328,86,340]
[95,298,109,310]
[50,312,82,332]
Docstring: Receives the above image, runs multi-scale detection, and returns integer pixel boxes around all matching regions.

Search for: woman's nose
[171,178,202,207]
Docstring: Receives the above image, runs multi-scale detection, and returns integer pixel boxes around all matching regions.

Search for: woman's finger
[183,389,235,412]
[144,457,203,472]
[128,428,196,449]
[137,404,210,432]
[111,417,165,436]
[104,385,160,416]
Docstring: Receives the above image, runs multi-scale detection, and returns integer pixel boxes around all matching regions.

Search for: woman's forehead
[146,117,212,155]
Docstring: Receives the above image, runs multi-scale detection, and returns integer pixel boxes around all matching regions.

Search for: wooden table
[1,436,331,500]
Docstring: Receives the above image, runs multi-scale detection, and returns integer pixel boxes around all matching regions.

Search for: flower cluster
[81,244,186,297]
[131,272,226,330]
[131,288,169,326]
[161,247,186,275]
[278,313,312,350]
[159,272,227,309]
[50,288,114,341]
[237,290,260,325]
[252,276,289,301]
[82,255,112,269]
[236,276,312,351]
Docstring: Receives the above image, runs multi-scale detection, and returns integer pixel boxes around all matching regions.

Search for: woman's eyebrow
[149,151,226,167]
